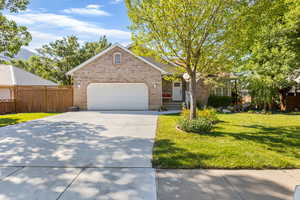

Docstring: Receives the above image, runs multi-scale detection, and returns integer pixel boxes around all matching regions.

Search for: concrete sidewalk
[157,169,300,200]
[1,167,299,199]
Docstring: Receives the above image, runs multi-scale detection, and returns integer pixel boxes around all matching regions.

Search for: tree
[0,0,31,60]
[10,36,111,85]
[126,0,234,119]
[234,0,300,111]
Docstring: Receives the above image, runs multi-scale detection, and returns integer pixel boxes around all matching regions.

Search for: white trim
[66,43,168,75]
[9,65,16,85]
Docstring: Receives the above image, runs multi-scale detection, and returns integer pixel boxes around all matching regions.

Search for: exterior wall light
[76,81,81,88]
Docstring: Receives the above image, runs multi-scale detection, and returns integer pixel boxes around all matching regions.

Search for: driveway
[0,111,158,200]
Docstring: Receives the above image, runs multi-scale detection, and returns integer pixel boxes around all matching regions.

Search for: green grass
[0,113,59,127]
[153,113,300,169]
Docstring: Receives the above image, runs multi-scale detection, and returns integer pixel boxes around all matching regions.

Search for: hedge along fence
[0,86,73,114]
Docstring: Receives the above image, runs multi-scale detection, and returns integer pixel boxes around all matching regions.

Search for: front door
[172,82,182,101]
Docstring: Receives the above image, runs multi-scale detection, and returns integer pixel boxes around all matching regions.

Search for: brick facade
[72,46,162,110]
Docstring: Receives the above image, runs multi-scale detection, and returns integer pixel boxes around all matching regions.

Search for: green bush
[198,108,219,123]
[208,95,233,108]
[181,108,219,123]
[177,117,213,133]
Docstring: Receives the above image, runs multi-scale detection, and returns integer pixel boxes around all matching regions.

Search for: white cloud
[111,0,123,4]
[6,13,130,39]
[28,31,61,50]
[86,4,101,9]
[63,4,110,16]
[5,11,131,49]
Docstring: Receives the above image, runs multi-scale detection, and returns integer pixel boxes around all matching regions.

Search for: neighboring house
[0,64,57,99]
[289,71,300,96]
[286,72,300,110]
[66,43,211,110]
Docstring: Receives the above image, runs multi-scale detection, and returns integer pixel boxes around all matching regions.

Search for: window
[211,80,232,96]
[114,53,121,64]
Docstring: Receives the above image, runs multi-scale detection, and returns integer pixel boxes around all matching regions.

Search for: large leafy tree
[0,0,31,60]
[126,0,234,119]
[233,0,300,111]
[10,36,111,85]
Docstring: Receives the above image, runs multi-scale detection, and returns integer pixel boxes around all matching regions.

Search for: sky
[5,0,132,51]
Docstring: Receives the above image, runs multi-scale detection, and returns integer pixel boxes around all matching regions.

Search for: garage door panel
[87,83,149,110]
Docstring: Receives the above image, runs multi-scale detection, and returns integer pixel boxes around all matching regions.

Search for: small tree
[0,0,31,60]
[126,0,234,119]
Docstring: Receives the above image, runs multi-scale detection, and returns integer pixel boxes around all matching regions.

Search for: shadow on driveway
[0,113,155,168]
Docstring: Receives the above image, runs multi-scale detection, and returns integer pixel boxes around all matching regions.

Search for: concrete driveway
[0,111,158,200]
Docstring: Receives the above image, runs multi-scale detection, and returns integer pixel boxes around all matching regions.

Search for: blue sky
[5,0,132,51]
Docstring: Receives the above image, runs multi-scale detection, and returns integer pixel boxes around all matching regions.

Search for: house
[66,44,211,110]
[0,64,57,99]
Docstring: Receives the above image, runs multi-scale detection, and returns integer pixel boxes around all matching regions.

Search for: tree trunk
[189,73,197,120]
[263,102,268,112]
[279,91,287,112]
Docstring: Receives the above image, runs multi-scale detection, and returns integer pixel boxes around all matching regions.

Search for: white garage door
[87,83,149,110]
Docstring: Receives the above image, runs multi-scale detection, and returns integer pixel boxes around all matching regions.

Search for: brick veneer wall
[72,46,162,110]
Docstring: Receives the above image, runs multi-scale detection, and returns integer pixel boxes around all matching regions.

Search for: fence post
[45,86,48,112]
[14,86,17,113]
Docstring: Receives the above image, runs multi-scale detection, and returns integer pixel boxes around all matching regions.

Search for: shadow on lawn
[153,139,215,168]
[213,123,300,159]
[0,118,19,127]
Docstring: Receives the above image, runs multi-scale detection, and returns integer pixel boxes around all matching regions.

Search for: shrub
[181,108,219,123]
[177,117,213,133]
[181,108,191,119]
[208,95,233,108]
[198,108,219,123]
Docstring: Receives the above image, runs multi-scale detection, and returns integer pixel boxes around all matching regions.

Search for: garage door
[87,83,149,110]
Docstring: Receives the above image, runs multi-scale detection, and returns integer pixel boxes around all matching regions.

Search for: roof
[0,64,57,86]
[66,43,172,75]
[141,56,178,74]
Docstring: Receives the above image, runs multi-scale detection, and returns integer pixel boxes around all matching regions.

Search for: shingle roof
[141,56,178,74]
[0,64,57,86]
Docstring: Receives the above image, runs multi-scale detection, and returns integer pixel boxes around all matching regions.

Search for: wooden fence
[0,86,73,114]
[286,96,300,111]
[0,99,16,114]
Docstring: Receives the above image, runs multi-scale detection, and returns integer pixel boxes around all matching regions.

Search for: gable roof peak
[66,43,168,75]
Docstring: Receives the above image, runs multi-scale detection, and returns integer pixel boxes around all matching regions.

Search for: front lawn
[0,113,58,127]
[153,113,300,169]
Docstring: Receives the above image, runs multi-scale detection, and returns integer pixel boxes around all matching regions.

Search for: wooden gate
[0,86,73,114]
